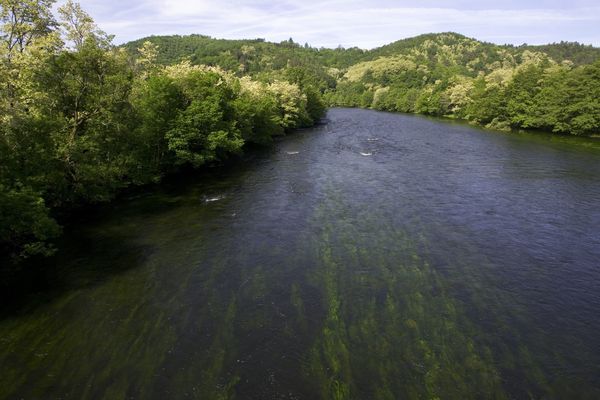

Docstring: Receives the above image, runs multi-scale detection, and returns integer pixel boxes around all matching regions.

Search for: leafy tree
[465,77,507,125]
[532,62,600,135]
[0,185,60,260]
[135,40,159,77]
[267,80,311,129]
[0,0,56,55]
[165,68,243,167]
[130,74,183,180]
[505,65,544,128]
[41,41,135,202]
[1,1,325,267]
[234,77,283,144]
[58,0,111,49]
[414,85,450,116]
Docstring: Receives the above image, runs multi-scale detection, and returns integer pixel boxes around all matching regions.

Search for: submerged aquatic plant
[303,198,506,399]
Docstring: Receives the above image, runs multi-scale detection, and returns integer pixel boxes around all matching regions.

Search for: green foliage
[414,86,450,116]
[0,185,60,260]
[505,65,544,127]
[40,41,136,203]
[129,74,182,181]
[233,80,283,145]
[464,78,507,125]
[325,81,372,108]
[0,2,324,265]
[122,32,600,137]
[519,41,600,66]
[0,0,57,54]
[165,70,243,167]
[319,32,599,136]
[530,62,600,135]
[58,0,111,50]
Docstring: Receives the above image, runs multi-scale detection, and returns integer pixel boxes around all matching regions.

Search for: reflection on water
[1,108,600,399]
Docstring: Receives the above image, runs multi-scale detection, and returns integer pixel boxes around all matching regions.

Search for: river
[2,108,600,399]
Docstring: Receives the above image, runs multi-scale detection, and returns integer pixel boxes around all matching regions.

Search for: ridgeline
[124,32,600,135]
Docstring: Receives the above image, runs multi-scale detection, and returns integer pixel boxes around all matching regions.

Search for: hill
[124,32,600,137]
[123,32,600,72]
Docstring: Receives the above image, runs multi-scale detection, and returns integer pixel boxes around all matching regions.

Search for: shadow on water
[0,222,152,319]
[0,144,276,318]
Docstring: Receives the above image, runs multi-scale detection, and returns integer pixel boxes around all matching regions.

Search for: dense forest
[125,32,600,136]
[2,0,600,270]
[327,34,600,135]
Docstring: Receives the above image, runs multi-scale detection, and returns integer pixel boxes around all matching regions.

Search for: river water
[2,108,600,399]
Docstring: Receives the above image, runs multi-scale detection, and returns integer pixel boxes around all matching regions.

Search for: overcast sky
[62,0,600,48]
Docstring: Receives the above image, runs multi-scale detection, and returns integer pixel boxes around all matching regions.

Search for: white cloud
[66,0,600,47]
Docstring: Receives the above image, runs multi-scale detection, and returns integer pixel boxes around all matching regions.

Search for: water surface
[2,108,600,399]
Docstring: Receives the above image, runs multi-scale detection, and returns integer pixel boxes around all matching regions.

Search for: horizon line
[118,31,600,51]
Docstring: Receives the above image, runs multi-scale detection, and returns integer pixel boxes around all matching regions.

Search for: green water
[2,108,600,399]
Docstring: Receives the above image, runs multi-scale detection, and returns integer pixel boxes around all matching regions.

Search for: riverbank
[0,125,319,304]
[328,104,600,150]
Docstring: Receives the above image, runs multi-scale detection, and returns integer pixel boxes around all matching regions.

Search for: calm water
[2,108,600,399]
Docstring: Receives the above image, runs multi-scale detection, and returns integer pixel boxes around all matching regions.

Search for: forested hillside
[126,32,600,136]
[327,33,600,135]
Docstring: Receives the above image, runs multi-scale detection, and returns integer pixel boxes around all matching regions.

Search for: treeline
[519,41,600,66]
[326,34,600,135]
[123,35,366,72]
[126,33,600,136]
[0,1,325,265]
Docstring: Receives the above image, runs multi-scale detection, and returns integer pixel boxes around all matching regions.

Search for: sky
[62,0,600,48]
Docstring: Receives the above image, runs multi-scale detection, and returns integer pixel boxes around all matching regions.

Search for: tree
[1,0,60,114]
[465,77,507,125]
[267,80,310,129]
[135,40,159,77]
[234,77,283,144]
[130,73,183,179]
[0,184,60,260]
[0,0,56,55]
[41,41,135,202]
[58,0,111,50]
[532,62,600,135]
[165,68,244,167]
[504,64,545,128]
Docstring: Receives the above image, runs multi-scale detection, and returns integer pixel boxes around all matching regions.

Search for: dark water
[2,108,600,399]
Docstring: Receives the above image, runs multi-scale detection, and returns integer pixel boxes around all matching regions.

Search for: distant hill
[123,32,600,71]
[518,41,600,65]
[123,32,600,137]
[123,34,366,71]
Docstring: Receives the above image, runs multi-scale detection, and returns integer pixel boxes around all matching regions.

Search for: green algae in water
[0,185,588,399]
[302,200,506,399]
